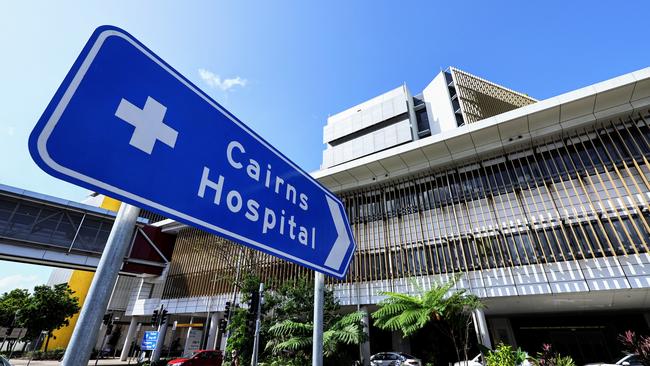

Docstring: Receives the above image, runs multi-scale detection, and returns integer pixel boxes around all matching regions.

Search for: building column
[473,309,491,349]
[206,313,219,350]
[152,320,169,361]
[120,316,139,361]
[183,317,195,357]
[391,330,410,354]
[219,325,227,351]
[359,306,371,366]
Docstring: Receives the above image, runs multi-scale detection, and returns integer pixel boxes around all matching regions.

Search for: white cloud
[198,68,247,91]
[0,274,40,293]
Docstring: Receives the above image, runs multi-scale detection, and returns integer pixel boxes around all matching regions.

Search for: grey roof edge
[0,183,149,223]
[312,66,650,181]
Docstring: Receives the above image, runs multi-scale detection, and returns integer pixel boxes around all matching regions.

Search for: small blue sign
[141,331,159,351]
[28,26,355,278]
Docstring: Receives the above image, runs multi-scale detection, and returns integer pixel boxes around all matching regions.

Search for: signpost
[29,25,355,279]
[29,25,355,366]
[141,331,159,351]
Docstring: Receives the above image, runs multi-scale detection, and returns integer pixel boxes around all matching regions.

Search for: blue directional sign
[28,26,355,279]
[141,331,159,351]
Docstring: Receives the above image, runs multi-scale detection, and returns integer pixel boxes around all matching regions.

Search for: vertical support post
[120,317,139,361]
[61,203,140,366]
[223,247,244,352]
[167,321,177,358]
[250,283,264,366]
[312,272,324,366]
[184,316,195,356]
[359,306,371,366]
[206,313,219,350]
[472,309,491,349]
[151,320,168,362]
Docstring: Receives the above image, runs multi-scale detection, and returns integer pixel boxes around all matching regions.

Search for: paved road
[8,358,134,366]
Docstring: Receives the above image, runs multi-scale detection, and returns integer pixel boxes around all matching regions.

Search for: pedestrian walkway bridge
[0,183,174,274]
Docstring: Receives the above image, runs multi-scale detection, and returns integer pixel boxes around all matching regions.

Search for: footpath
[8,358,134,366]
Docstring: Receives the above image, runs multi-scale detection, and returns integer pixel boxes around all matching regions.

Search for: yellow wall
[46,196,121,349]
[100,196,121,212]
[46,270,95,349]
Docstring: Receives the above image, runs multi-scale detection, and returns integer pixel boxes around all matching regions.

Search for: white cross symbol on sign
[114,96,178,154]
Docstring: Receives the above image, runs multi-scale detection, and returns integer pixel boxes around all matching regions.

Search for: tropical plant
[259,275,361,364]
[513,347,529,365]
[226,274,355,365]
[225,274,262,364]
[265,311,366,358]
[485,343,530,366]
[372,275,483,362]
[532,344,575,366]
[486,344,516,366]
[534,344,554,366]
[554,355,576,366]
[619,330,650,365]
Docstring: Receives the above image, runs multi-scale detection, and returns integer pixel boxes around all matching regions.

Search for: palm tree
[265,311,367,359]
[372,275,483,362]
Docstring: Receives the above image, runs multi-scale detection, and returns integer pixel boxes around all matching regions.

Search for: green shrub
[24,348,66,360]
[486,344,516,366]
[531,344,576,366]
[514,347,529,365]
[486,344,531,366]
[257,358,305,366]
[554,355,576,366]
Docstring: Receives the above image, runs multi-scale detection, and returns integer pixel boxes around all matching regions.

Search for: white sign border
[34,27,355,278]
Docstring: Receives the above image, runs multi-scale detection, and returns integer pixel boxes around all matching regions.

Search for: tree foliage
[225,274,366,365]
[18,283,80,349]
[372,275,483,362]
[260,276,346,364]
[265,311,366,358]
[225,274,262,364]
[618,331,650,366]
[0,288,30,327]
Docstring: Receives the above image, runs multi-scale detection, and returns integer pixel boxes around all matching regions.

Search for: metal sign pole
[250,283,264,366]
[61,203,141,366]
[312,272,324,366]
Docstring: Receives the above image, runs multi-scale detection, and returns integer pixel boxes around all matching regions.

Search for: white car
[370,352,422,366]
[584,354,644,366]
[453,354,482,366]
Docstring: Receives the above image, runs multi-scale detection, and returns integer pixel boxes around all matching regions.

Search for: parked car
[453,354,482,366]
[584,354,644,366]
[167,350,223,366]
[0,356,12,366]
[370,352,422,366]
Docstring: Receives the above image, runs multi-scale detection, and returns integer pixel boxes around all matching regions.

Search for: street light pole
[312,272,324,366]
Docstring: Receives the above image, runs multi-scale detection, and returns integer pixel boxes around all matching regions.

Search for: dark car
[167,350,223,366]
[370,352,422,366]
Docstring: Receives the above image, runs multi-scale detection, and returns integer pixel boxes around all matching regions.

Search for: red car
[167,350,223,366]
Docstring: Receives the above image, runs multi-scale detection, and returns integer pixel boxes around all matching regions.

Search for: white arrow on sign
[324,196,352,270]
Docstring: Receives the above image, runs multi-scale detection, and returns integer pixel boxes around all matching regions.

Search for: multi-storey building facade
[120,67,650,365]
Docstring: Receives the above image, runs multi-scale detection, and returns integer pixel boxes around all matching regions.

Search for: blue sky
[1,1,649,292]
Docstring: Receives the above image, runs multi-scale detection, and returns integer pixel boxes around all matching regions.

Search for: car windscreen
[371,353,399,360]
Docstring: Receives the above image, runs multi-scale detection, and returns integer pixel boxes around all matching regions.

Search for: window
[415,108,430,136]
